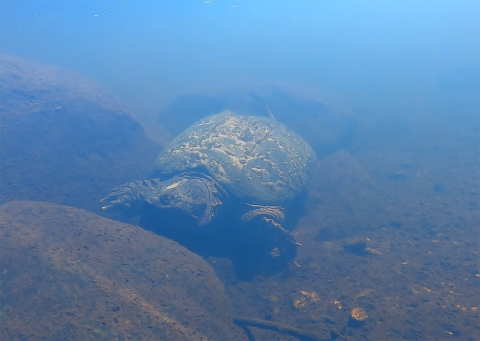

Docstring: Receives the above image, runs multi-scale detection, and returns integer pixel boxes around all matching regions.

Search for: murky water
[1,1,479,340]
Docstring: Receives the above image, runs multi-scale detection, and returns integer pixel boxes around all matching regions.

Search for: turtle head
[145,173,225,226]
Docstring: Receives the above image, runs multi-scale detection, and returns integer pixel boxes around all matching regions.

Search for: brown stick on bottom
[234,317,330,341]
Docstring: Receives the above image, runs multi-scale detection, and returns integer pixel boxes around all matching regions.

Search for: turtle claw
[99,196,123,209]
[99,189,131,210]
[100,179,158,211]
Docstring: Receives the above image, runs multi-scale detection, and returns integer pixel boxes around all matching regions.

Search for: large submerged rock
[0,201,246,341]
[295,151,382,242]
[157,88,356,158]
[0,54,161,214]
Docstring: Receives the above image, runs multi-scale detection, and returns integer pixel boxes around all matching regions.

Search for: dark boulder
[295,151,382,244]
[0,54,161,214]
[0,200,247,341]
[157,88,356,158]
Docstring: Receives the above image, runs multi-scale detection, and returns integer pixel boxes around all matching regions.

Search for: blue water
[2,0,478,137]
[1,1,479,339]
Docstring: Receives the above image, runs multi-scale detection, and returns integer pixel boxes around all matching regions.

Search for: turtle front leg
[241,203,302,263]
[241,203,285,222]
[100,179,162,210]
[241,203,301,244]
[263,218,302,267]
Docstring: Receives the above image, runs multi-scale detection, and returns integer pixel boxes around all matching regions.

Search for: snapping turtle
[101,111,316,264]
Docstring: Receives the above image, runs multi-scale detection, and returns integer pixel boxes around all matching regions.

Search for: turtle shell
[155,111,317,204]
